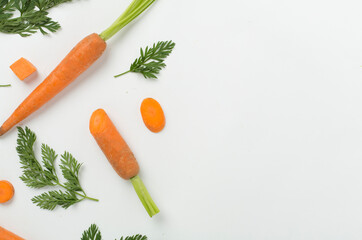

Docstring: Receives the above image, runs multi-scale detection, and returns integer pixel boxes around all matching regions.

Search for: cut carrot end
[10,57,37,81]
[0,180,14,203]
[89,109,108,135]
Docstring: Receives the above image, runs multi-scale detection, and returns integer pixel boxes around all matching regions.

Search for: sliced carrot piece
[140,98,166,133]
[10,57,37,81]
[0,180,14,203]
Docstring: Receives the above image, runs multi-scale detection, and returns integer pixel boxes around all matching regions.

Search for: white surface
[1,0,362,239]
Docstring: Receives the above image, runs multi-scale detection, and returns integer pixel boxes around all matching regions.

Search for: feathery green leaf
[16,126,98,210]
[32,190,80,210]
[60,151,83,192]
[119,235,147,240]
[81,224,102,240]
[0,0,76,36]
[114,40,176,79]
[80,224,148,240]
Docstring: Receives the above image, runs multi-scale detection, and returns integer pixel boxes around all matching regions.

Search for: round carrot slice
[0,180,14,203]
[140,98,166,133]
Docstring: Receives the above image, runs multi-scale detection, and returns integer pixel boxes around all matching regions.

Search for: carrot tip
[0,127,5,137]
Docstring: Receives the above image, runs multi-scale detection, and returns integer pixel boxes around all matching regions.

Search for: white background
[1,0,362,239]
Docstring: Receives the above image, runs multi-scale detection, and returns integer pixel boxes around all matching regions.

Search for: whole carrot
[90,109,159,217]
[0,0,156,136]
[0,226,25,240]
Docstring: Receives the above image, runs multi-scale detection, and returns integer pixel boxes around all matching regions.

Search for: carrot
[0,226,24,240]
[10,57,37,81]
[90,109,159,217]
[0,180,14,203]
[0,34,106,136]
[140,98,165,133]
[0,0,156,136]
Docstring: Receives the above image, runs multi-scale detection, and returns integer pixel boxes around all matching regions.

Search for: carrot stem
[56,181,99,202]
[99,0,156,41]
[114,70,131,78]
[0,84,11,87]
[131,175,159,217]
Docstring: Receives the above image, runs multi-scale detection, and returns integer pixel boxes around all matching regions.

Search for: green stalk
[0,84,11,87]
[114,70,131,78]
[56,182,99,202]
[99,0,156,41]
[131,175,159,217]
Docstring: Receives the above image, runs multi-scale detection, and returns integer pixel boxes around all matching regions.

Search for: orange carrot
[0,180,14,203]
[0,226,24,240]
[90,109,159,217]
[10,57,37,81]
[90,109,139,180]
[0,33,106,136]
[0,0,156,136]
[140,98,165,133]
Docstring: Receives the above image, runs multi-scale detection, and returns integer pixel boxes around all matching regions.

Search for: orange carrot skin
[0,33,106,136]
[0,226,24,240]
[90,109,139,180]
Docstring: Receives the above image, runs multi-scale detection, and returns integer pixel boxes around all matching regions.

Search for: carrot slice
[0,180,14,203]
[10,58,37,81]
[140,98,165,133]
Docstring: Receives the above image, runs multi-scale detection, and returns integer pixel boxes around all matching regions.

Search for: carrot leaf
[118,235,148,240]
[16,126,99,210]
[81,224,102,240]
[114,41,175,79]
[17,126,52,188]
[41,143,58,183]
[32,190,80,210]
[80,224,147,240]
[0,0,76,37]
[60,151,83,192]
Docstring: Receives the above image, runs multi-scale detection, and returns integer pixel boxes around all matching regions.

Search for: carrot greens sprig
[115,40,176,79]
[81,224,147,240]
[0,0,77,37]
[16,126,98,210]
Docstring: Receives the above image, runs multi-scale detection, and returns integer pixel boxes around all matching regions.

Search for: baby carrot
[90,109,159,217]
[0,180,14,203]
[0,226,24,240]
[140,98,165,133]
[0,0,156,136]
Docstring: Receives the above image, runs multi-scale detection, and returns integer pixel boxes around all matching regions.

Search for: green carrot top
[99,0,156,41]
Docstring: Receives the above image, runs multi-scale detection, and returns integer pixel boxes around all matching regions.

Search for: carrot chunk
[140,98,166,133]
[10,57,37,80]
[0,180,14,203]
